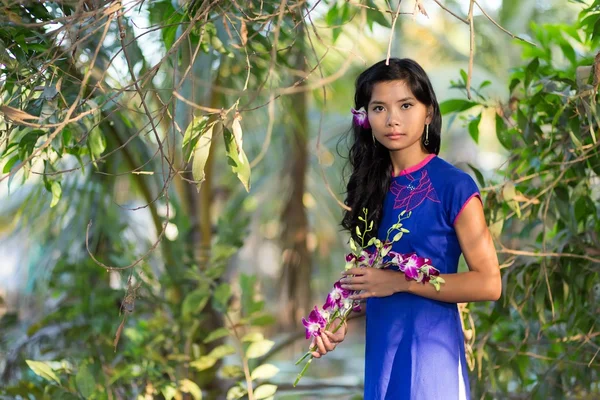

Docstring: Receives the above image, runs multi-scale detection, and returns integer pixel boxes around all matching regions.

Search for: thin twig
[474,0,536,46]
[385,0,403,66]
[497,246,600,264]
[467,0,475,100]
[432,0,468,24]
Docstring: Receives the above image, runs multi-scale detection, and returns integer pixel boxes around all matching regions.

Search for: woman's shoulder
[428,156,476,185]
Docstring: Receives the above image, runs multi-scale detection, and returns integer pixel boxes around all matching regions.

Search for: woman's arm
[342,197,502,303]
[400,196,501,302]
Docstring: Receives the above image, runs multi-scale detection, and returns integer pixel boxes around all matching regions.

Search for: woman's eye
[401,103,413,109]
[373,106,384,112]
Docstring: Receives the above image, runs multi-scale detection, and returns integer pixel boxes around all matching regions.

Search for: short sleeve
[448,174,481,225]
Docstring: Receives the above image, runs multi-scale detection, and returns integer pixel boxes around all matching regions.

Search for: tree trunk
[278,16,312,330]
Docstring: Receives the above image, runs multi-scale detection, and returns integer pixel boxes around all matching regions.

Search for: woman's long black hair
[341,58,442,243]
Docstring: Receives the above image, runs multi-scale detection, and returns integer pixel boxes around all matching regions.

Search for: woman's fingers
[310,331,338,359]
[321,332,336,351]
[315,335,327,354]
[327,329,345,343]
[309,319,349,359]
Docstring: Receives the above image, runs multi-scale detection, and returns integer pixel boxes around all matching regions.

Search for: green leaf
[559,40,576,65]
[203,327,230,343]
[75,364,95,398]
[460,69,468,85]
[325,2,338,26]
[240,273,256,316]
[241,332,264,342]
[254,384,277,399]
[468,114,481,144]
[183,115,209,148]
[88,128,106,158]
[495,113,510,149]
[212,283,231,313]
[192,123,214,192]
[509,78,521,94]
[190,356,217,371]
[439,99,480,115]
[366,0,391,29]
[249,300,265,315]
[524,57,540,88]
[50,181,61,208]
[467,163,485,187]
[221,365,244,379]
[226,385,247,400]
[489,218,503,239]
[502,182,516,201]
[223,125,251,192]
[179,379,202,400]
[162,385,178,400]
[3,156,20,173]
[479,80,492,90]
[250,364,280,380]
[249,313,276,327]
[181,290,210,317]
[246,339,275,359]
[160,385,177,400]
[26,360,60,384]
[208,344,236,359]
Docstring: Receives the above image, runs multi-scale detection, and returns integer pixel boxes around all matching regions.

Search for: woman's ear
[425,106,434,125]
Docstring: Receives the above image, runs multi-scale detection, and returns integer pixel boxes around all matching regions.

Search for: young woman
[310,58,501,399]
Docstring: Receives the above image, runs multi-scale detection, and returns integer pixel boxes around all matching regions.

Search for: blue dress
[364,154,479,400]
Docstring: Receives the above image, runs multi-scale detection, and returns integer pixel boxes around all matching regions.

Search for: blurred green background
[1,0,599,399]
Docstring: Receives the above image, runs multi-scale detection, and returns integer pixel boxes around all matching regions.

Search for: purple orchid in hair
[351,107,370,129]
[302,306,328,339]
[323,281,352,311]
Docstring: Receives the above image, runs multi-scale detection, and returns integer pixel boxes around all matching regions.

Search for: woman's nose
[386,111,400,126]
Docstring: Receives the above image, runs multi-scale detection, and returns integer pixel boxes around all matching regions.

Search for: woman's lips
[385,133,406,139]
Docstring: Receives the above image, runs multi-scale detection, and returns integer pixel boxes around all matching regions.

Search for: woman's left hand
[340,268,405,300]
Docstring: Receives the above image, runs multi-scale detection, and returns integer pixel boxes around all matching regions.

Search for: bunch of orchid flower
[293,209,446,386]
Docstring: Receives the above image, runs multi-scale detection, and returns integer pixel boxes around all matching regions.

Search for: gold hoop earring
[424,124,430,146]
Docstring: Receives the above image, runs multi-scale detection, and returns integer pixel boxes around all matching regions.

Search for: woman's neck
[389,147,431,177]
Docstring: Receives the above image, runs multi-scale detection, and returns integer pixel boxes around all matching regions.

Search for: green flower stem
[293,357,313,387]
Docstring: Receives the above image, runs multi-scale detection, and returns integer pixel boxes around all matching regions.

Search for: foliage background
[0,0,598,399]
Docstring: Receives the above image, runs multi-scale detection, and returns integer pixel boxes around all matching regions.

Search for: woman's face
[367,80,431,152]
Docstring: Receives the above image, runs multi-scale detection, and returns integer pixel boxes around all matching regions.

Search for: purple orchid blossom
[302,306,328,339]
[420,262,439,282]
[351,107,370,129]
[359,248,377,267]
[380,241,393,257]
[340,296,361,313]
[323,281,352,311]
[345,252,366,270]
[387,250,405,267]
[400,253,427,282]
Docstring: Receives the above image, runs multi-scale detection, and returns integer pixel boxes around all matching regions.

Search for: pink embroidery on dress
[391,170,440,211]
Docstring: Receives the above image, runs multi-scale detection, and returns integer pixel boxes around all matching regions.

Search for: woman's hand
[310,318,348,358]
[340,267,404,300]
